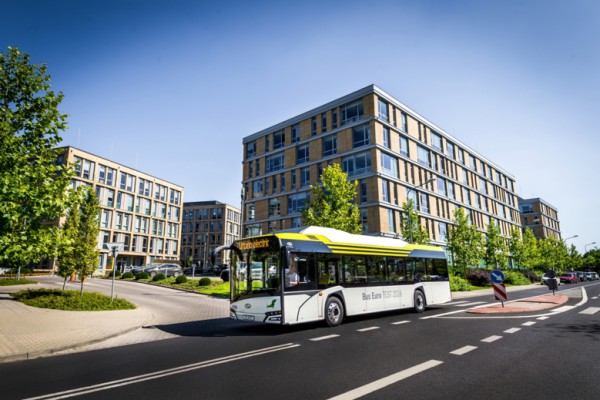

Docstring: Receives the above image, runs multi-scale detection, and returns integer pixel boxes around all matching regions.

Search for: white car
[541,272,560,287]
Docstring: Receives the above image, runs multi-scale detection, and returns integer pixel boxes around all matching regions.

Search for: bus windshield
[231,246,281,301]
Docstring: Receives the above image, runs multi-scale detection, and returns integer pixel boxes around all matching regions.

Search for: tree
[567,244,582,271]
[400,199,430,244]
[0,47,73,273]
[483,219,508,269]
[521,228,539,270]
[301,163,362,234]
[508,225,524,269]
[537,237,568,271]
[55,187,100,295]
[446,207,484,276]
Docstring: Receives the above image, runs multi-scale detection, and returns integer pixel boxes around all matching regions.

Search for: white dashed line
[310,334,340,341]
[537,316,549,320]
[391,320,410,325]
[357,326,380,332]
[450,345,477,355]
[455,301,486,307]
[481,335,502,343]
[504,328,521,334]
[579,307,600,315]
[522,321,536,326]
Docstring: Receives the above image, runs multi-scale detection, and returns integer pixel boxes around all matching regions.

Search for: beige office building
[518,197,561,240]
[181,201,241,268]
[54,146,184,274]
[241,85,521,246]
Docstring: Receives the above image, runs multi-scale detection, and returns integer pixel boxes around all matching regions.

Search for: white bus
[213,226,451,327]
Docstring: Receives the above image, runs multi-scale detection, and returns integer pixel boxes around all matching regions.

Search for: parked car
[559,272,579,284]
[220,268,230,282]
[130,265,146,275]
[143,263,183,277]
[184,265,203,275]
[541,272,560,287]
[575,271,587,282]
[585,271,598,281]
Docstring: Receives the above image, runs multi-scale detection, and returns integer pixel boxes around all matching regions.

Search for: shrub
[105,270,121,278]
[121,272,134,279]
[450,275,471,291]
[503,270,531,286]
[136,271,149,280]
[198,277,212,286]
[152,273,166,281]
[466,269,490,287]
[522,270,539,283]
[175,275,188,284]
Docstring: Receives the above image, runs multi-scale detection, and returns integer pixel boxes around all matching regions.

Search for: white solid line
[448,300,469,305]
[450,345,478,355]
[357,326,380,332]
[25,343,300,400]
[310,334,340,341]
[575,287,588,307]
[504,328,521,334]
[391,320,410,325]
[579,307,600,315]
[522,321,536,326]
[327,360,444,400]
[481,335,502,343]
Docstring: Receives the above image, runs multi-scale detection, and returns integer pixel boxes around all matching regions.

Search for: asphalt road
[2,281,599,400]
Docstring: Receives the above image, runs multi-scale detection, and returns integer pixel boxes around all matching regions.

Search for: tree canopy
[0,47,72,267]
[446,207,483,274]
[400,199,430,244]
[301,163,362,234]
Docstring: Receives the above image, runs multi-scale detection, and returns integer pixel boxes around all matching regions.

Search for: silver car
[143,263,183,277]
[541,272,560,287]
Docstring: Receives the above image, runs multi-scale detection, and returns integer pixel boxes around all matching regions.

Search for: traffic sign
[490,270,505,284]
[493,282,507,302]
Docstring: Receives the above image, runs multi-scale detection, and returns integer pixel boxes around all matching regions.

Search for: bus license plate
[240,314,255,321]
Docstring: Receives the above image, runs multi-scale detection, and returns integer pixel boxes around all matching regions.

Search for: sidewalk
[0,284,154,363]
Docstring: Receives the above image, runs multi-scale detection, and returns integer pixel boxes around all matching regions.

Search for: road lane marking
[310,334,340,341]
[357,326,380,332]
[551,306,575,312]
[537,316,549,320]
[481,335,502,343]
[454,301,486,307]
[450,345,477,355]
[420,302,495,319]
[391,320,410,325]
[327,360,443,400]
[447,300,469,305]
[24,343,300,400]
[579,307,600,315]
[522,321,536,326]
[504,328,521,334]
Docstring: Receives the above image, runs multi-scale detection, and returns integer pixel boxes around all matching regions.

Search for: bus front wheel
[325,297,344,327]
[413,290,426,313]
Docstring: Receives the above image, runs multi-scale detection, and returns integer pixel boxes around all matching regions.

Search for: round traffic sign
[490,270,505,284]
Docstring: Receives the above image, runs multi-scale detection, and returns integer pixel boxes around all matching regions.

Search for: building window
[341,100,364,126]
[419,192,429,213]
[479,177,487,194]
[387,209,396,233]
[382,180,390,203]
[446,141,455,160]
[291,124,300,143]
[400,112,407,132]
[361,208,369,233]
[269,198,281,216]
[321,113,327,133]
[462,168,469,185]
[360,179,367,203]
[469,154,477,171]
[322,134,338,157]
[399,135,409,157]
[246,141,256,158]
[288,192,309,214]
[265,135,270,152]
[448,182,455,200]
[332,109,338,129]
[380,152,398,178]
[417,145,430,167]
[463,188,471,205]
[273,130,285,149]
[342,151,372,178]
[352,124,370,148]
[311,116,317,136]
[378,99,389,122]
[382,127,390,148]
[266,152,285,173]
[300,167,310,188]
[431,131,442,151]
[458,149,464,164]
[437,178,446,197]
[439,222,448,242]
[296,145,309,165]
[253,180,263,197]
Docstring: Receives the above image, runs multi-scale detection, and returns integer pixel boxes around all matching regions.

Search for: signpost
[490,270,507,307]
[104,242,124,302]
[546,269,558,294]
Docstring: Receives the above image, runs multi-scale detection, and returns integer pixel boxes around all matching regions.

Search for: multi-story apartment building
[53,146,184,274]
[181,201,241,268]
[518,197,561,240]
[241,85,521,247]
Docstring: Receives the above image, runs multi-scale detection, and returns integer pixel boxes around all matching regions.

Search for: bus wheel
[413,290,426,313]
[325,297,344,327]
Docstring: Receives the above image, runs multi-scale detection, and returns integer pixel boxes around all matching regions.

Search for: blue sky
[2,0,598,253]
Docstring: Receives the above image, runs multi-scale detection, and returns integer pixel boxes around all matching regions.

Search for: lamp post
[406,177,436,244]
[563,234,578,243]
[585,242,596,253]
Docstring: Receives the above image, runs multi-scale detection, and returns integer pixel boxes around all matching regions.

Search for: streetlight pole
[585,241,596,253]
[405,177,436,243]
[563,234,578,243]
